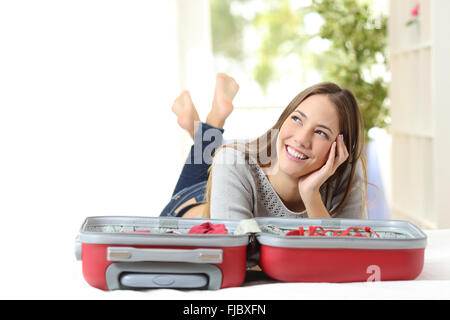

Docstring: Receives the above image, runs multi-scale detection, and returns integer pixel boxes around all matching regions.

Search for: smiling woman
[204,81,367,220]
[160,76,367,221]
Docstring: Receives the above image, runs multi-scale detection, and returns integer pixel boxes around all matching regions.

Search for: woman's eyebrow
[294,110,334,134]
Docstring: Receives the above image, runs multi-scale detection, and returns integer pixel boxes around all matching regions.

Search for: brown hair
[202,82,367,218]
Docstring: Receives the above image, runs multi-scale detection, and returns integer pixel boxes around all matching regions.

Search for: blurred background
[1,0,450,233]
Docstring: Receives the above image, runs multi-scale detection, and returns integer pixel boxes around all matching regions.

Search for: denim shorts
[159,181,207,217]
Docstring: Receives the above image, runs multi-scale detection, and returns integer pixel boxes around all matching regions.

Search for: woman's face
[276,94,340,178]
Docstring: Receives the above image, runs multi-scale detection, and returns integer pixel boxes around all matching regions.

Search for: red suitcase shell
[256,218,427,283]
[75,216,248,290]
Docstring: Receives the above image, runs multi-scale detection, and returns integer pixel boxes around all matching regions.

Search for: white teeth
[287,146,308,159]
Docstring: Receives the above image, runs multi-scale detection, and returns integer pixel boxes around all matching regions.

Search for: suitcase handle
[107,247,223,264]
[119,273,209,289]
[105,262,223,290]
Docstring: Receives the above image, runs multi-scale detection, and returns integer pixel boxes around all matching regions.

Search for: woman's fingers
[332,135,349,172]
[340,135,349,161]
[339,135,349,159]
[326,141,337,171]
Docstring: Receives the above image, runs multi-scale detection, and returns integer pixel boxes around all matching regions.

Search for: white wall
[0,0,214,296]
[0,0,186,218]
[173,0,215,167]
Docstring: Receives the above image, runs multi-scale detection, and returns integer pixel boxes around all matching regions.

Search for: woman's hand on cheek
[298,134,349,201]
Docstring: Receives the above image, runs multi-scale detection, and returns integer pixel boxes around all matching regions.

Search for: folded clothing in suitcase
[256,218,427,283]
[75,216,427,290]
[75,216,249,290]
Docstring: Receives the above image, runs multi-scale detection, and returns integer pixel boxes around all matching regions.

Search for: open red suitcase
[75,216,427,290]
[255,218,427,283]
[75,216,249,290]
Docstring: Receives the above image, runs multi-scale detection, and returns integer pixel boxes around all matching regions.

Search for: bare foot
[206,73,240,129]
[171,90,200,139]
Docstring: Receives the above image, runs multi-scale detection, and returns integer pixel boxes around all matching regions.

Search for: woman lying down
[160,73,367,221]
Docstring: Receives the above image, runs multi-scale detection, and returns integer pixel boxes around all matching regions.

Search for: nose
[293,128,312,150]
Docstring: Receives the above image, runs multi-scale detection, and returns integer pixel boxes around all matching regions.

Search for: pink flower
[411,3,420,17]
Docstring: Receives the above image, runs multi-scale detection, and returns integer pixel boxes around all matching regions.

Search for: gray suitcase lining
[79,217,248,247]
[259,225,411,239]
[78,217,427,250]
[85,224,411,239]
[84,219,414,239]
[82,216,239,235]
[85,225,198,234]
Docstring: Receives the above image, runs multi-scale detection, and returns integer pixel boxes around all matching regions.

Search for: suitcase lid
[78,216,249,247]
[254,218,427,250]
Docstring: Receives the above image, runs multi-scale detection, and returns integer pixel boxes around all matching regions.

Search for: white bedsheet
[1,229,449,299]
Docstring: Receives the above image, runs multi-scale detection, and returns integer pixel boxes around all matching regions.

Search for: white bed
[1,229,449,299]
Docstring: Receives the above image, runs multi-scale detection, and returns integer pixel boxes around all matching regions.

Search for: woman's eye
[316,130,329,139]
[291,115,302,124]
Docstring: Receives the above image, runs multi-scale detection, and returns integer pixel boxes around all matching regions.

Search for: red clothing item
[188,222,228,235]
[285,226,380,238]
[285,226,305,236]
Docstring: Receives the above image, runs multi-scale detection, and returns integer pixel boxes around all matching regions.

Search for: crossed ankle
[206,112,225,129]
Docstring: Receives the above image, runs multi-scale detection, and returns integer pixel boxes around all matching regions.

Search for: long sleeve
[209,147,255,220]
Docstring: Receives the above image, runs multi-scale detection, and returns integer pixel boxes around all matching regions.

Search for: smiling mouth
[285,145,309,161]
